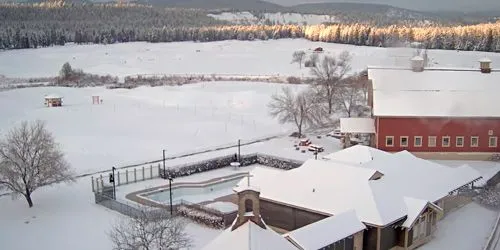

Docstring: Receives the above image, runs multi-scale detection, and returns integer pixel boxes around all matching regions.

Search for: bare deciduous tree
[109,208,192,250]
[335,78,365,117]
[291,50,306,69]
[268,87,327,138]
[310,51,351,114]
[0,120,74,207]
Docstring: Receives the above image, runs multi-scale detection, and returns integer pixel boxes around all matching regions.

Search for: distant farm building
[313,47,324,52]
[44,95,63,107]
[363,57,500,159]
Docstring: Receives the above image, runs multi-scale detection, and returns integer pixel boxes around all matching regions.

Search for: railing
[484,212,500,250]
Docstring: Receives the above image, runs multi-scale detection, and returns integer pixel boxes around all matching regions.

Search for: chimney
[479,58,492,73]
[410,56,425,72]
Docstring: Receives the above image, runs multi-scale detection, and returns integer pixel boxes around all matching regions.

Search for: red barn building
[367,57,500,160]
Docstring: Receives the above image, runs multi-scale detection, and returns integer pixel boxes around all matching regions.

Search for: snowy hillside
[0,83,306,174]
[1,39,500,78]
[207,11,338,25]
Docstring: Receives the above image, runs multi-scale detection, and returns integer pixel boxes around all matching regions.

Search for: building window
[442,136,451,147]
[471,136,479,147]
[414,136,423,147]
[428,136,437,147]
[400,136,409,147]
[386,136,394,147]
[490,137,498,148]
[456,136,464,147]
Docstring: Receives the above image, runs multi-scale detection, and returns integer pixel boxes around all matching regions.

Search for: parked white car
[327,129,343,138]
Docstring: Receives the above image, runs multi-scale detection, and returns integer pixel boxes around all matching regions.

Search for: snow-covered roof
[284,210,365,250]
[362,151,482,203]
[368,67,500,117]
[202,220,297,250]
[479,57,492,63]
[44,94,62,99]
[402,197,443,228]
[240,159,406,226]
[340,118,375,134]
[247,148,482,227]
[323,145,391,164]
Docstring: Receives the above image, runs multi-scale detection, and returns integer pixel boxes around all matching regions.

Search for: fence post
[142,167,145,181]
[100,177,104,192]
[134,168,137,183]
[96,178,100,193]
[158,163,161,177]
[91,176,95,192]
[117,171,120,186]
[150,165,153,179]
[126,169,129,184]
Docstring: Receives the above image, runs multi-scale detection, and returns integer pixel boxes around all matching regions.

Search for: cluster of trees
[304,22,500,51]
[1,3,499,52]
[270,51,369,137]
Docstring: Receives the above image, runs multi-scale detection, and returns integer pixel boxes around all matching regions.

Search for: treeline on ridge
[0,3,499,52]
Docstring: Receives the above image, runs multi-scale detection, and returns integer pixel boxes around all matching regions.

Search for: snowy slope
[0,83,307,174]
[208,12,338,25]
[1,39,500,78]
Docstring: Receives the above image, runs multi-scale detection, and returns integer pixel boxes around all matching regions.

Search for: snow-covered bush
[162,155,236,179]
[475,188,500,209]
[256,154,302,170]
[177,205,224,229]
[161,153,301,179]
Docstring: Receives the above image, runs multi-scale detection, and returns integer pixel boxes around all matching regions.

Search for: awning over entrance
[340,118,376,134]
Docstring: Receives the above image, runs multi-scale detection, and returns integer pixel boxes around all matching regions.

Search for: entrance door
[426,213,432,236]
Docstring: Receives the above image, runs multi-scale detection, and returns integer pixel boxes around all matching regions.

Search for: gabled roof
[202,219,296,250]
[244,148,482,227]
[284,210,365,250]
[340,118,375,134]
[237,159,407,226]
[362,151,482,202]
[323,145,391,165]
[368,67,500,117]
[402,197,443,228]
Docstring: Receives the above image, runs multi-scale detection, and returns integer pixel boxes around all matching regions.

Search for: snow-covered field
[207,12,338,25]
[0,83,310,175]
[1,39,500,250]
[1,39,500,78]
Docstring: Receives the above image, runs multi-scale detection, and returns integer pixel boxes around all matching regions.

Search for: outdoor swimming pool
[140,174,245,205]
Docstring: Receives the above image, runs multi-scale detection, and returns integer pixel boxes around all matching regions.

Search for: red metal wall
[376,117,500,152]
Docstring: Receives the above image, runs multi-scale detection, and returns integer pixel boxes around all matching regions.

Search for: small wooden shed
[44,95,63,107]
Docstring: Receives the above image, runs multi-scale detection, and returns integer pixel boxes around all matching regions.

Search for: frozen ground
[0,83,313,175]
[1,39,500,78]
[0,177,221,250]
[420,202,498,250]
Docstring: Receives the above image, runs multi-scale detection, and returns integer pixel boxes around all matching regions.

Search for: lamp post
[162,149,166,179]
[238,139,241,163]
[169,176,173,215]
[111,166,116,200]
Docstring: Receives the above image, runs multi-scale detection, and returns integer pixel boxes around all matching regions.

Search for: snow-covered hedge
[161,155,236,179]
[161,153,302,179]
[177,205,224,229]
[256,154,303,170]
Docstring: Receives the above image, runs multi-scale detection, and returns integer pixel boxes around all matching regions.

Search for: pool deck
[125,172,246,208]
